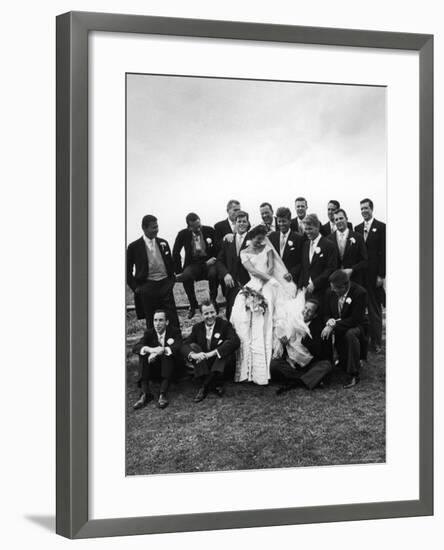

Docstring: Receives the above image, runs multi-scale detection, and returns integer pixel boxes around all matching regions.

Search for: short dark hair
[153,309,168,320]
[303,213,321,228]
[185,212,200,225]
[305,298,320,312]
[328,200,340,209]
[329,269,350,286]
[276,206,292,220]
[234,210,249,221]
[360,198,374,210]
[334,208,348,219]
[199,299,217,313]
[295,197,307,205]
[259,202,273,211]
[141,214,157,228]
[248,224,268,239]
[226,199,240,211]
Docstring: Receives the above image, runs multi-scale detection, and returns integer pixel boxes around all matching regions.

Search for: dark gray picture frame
[56,11,434,539]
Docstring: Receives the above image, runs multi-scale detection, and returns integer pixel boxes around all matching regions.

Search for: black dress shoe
[276,383,298,395]
[213,386,224,397]
[158,393,169,409]
[188,307,196,319]
[133,392,153,410]
[193,387,207,403]
[343,376,360,389]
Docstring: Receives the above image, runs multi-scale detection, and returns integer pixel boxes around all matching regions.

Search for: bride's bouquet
[239,287,268,314]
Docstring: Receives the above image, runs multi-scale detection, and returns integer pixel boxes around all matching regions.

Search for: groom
[298,213,337,302]
[216,210,251,319]
[268,206,304,284]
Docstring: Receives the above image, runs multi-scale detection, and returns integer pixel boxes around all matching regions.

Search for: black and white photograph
[125,73,387,476]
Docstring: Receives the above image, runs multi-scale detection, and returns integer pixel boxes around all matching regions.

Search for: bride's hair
[248,225,267,239]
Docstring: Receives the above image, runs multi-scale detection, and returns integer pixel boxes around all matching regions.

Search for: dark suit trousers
[137,276,179,329]
[179,262,218,308]
[187,343,231,381]
[137,354,176,394]
[224,286,241,321]
[367,284,383,347]
[335,327,363,377]
[270,358,332,390]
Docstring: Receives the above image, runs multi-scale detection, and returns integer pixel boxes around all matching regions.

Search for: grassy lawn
[126,282,385,475]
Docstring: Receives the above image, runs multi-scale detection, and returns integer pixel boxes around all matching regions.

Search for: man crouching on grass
[182,299,240,403]
[132,310,183,410]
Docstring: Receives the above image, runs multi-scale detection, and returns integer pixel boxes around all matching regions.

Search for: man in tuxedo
[328,208,368,286]
[320,200,353,236]
[173,212,218,319]
[182,300,240,402]
[126,214,179,329]
[214,199,241,246]
[354,198,386,353]
[132,310,183,409]
[271,298,333,392]
[290,196,308,235]
[268,206,304,284]
[216,210,251,319]
[321,270,368,388]
[298,213,337,302]
[259,202,277,234]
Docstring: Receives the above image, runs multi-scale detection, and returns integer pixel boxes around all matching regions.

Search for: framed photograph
[56,11,433,539]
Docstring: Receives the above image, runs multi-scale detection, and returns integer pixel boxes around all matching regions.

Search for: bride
[230,224,311,385]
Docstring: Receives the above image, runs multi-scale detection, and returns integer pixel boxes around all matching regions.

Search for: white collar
[364,217,374,227]
[310,234,322,247]
[337,228,349,239]
[143,235,156,245]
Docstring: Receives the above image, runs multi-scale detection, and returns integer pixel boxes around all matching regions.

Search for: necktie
[236,234,241,255]
[309,241,315,262]
[338,233,346,259]
[280,233,286,256]
[338,295,345,316]
[364,223,369,242]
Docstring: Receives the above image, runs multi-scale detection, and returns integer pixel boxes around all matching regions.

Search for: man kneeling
[271,298,333,392]
[132,310,183,410]
[182,300,240,402]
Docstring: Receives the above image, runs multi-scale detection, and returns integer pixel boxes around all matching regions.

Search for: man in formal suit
[290,196,308,235]
[321,270,368,388]
[320,200,353,236]
[216,210,251,319]
[173,212,219,319]
[354,198,386,353]
[259,202,277,234]
[297,213,337,302]
[268,206,304,285]
[328,208,368,286]
[126,214,179,329]
[214,199,241,246]
[271,298,333,392]
[132,310,183,409]
[182,300,240,402]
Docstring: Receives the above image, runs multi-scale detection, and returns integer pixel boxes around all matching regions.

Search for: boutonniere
[287,240,293,246]
[315,246,321,254]
[349,237,356,244]
[319,253,324,258]
[345,297,352,305]
[166,338,174,345]
[214,332,220,339]
[206,237,213,244]
[246,240,251,246]
[372,228,377,232]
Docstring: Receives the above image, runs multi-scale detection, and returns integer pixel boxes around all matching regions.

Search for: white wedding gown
[230,241,311,385]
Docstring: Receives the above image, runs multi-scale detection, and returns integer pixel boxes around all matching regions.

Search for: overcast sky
[127,74,386,246]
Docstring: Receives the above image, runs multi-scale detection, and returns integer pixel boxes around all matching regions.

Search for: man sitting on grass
[271,298,333,393]
[182,299,240,403]
[132,310,183,410]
